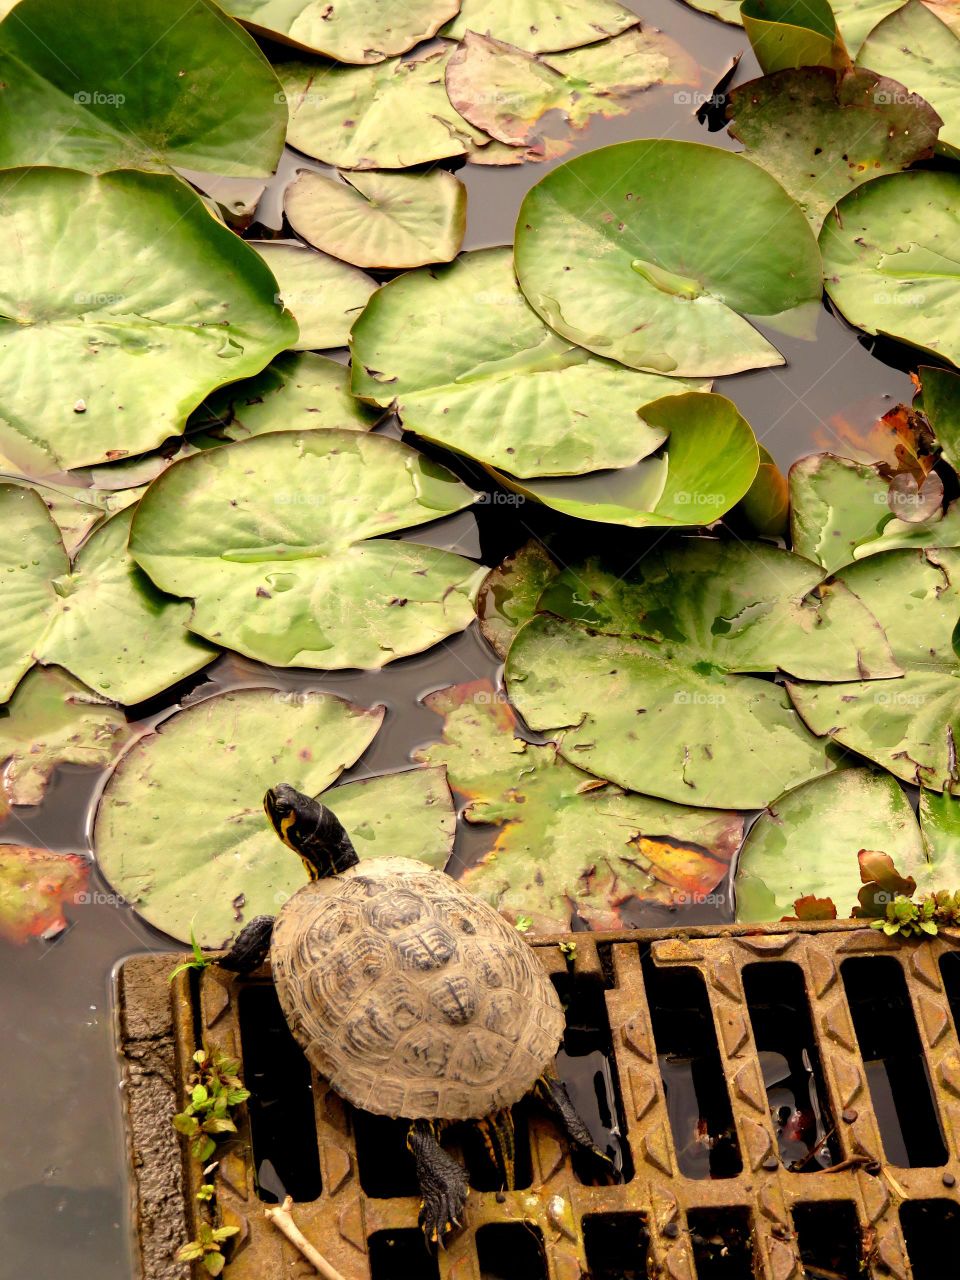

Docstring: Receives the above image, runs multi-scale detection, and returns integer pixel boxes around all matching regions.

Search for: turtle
[219,783,612,1243]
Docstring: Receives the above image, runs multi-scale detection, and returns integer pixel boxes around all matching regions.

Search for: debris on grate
[116,922,960,1280]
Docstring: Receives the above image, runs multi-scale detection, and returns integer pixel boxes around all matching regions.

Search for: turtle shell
[270,857,565,1119]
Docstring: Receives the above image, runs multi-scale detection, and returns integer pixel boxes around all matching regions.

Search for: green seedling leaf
[223,0,459,61]
[442,0,638,52]
[249,242,377,351]
[477,541,560,659]
[0,843,88,943]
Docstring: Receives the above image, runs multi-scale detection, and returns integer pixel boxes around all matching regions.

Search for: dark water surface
[0,2,925,1276]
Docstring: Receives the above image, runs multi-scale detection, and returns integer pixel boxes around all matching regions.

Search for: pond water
[0,1,921,1276]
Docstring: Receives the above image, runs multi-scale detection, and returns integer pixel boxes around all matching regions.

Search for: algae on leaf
[477,541,559,659]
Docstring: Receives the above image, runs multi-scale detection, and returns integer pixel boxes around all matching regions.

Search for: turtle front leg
[219,915,274,974]
[406,1120,469,1247]
[535,1065,616,1178]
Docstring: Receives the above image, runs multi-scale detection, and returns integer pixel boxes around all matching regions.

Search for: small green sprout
[870,889,960,940]
[173,1047,250,1163]
[168,924,211,982]
[514,915,533,933]
[196,1183,215,1203]
[558,940,577,961]
[176,1222,240,1276]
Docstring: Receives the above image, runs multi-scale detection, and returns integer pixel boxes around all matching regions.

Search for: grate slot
[900,1199,960,1280]
[642,955,742,1179]
[581,1211,649,1280]
[938,951,960,1039]
[792,1202,861,1279]
[841,956,947,1167]
[352,1111,419,1198]
[475,1223,547,1280]
[688,1207,755,1279]
[368,1229,440,1280]
[741,963,840,1172]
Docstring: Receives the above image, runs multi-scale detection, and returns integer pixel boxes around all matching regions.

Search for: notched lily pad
[415,680,743,931]
[442,0,638,52]
[250,241,377,351]
[223,0,460,63]
[0,844,89,944]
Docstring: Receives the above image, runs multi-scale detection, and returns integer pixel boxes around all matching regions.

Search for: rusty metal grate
[116,922,960,1280]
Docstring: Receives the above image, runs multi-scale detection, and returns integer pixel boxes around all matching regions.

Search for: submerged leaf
[514,139,823,376]
[249,241,377,351]
[285,168,466,270]
[477,541,559,659]
[222,0,459,62]
[0,844,89,943]
[415,681,742,931]
[736,443,789,537]
[442,0,638,52]
[130,431,484,670]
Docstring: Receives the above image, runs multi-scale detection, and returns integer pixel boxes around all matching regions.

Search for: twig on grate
[263,1196,348,1280]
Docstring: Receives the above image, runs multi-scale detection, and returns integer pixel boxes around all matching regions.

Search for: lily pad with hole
[445,28,696,149]
[442,0,637,51]
[477,541,559,658]
[820,170,960,366]
[0,486,216,705]
[130,430,485,670]
[249,242,377,351]
[223,0,460,62]
[740,0,850,74]
[514,140,823,377]
[0,844,89,944]
[857,0,960,156]
[0,168,298,472]
[95,687,394,946]
[789,548,960,791]
[285,169,466,270]
[486,392,759,524]
[504,540,897,807]
[350,248,704,477]
[415,680,743,931]
[278,44,488,170]
[0,0,285,175]
[0,668,132,807]
[727,67,941,231]
[734,768,928,921]
[190,353,382,442]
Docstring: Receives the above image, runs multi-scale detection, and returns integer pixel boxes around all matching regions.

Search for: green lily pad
[415,680,743,931]
[820,170,960,366]
[0,474,141,555]
[920,365,960,471]
[477,541,559,658]
[919,786,960,869]
[278,44,487,170]
[350,248,703,477]
[0,668,132,807]
[249,241,377,351]
[322,767,455,868]
[514,139,823,377]
[679,0,956,52]
[0,168,298,472]
[0,844,89,944]
[0,486,216,705]
[857,0,960,155]
[734,769,927,921]
[728,67,941,231]
[285,169,466,270]
[741,0,850,74]
[190,354,382,442]
[442,0,637,51]
[95,687,390,946]
[487,392,759,525]
[130,430,485,670]
[445,28,695,148]
[223,0,459,62]
[788,548,960,791]
[0,0,285,175]
[504,540,897,807]
[737,443,789,537]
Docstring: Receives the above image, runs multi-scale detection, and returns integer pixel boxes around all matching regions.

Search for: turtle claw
[408,1121,468,1250]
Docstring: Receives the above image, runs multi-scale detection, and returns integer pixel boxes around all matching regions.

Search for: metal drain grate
[116,922,960,1280]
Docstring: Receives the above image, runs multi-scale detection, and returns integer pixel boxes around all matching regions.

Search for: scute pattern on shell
[270,857,565,1119]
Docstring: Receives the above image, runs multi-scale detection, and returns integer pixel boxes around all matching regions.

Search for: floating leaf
[734,769,927,921]
[504,540,897,808]
[445,28,696,148]
[443,0,638,51]
[919,364,960,472]
[740,0,850,74]
[285,169,466,270]
[0,486,215,705]
[130,430,484,670]
[737,443,789,537]
[920,786,960,868]
[789,548,960,792]
[0,0,285,175]
[414,681,742,931]
[514,139,823,377]
[95,688,388,946]
[0,169,297,472]
[278,44,487,170]
[821,169,960,372]
[350,248,702,476]
[679,0,958,53]
[323,767,455,867]
[728,67,940,231]
[249,241,376,351]
[488,392,760,525]
[0,668,132,807]
[222,0,459,62]
[190,353,382,442]
[0,844,89,944]
[477,541,559,658]
[857,0,960,156]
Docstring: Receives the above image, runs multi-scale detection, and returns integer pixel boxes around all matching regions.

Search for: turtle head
[264,784,359,880]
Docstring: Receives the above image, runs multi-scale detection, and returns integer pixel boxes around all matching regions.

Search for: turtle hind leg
[219,915,274,974]
[406,1120,469,1247]
[475,1108,516,1190]
[535,1065,617,1180]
